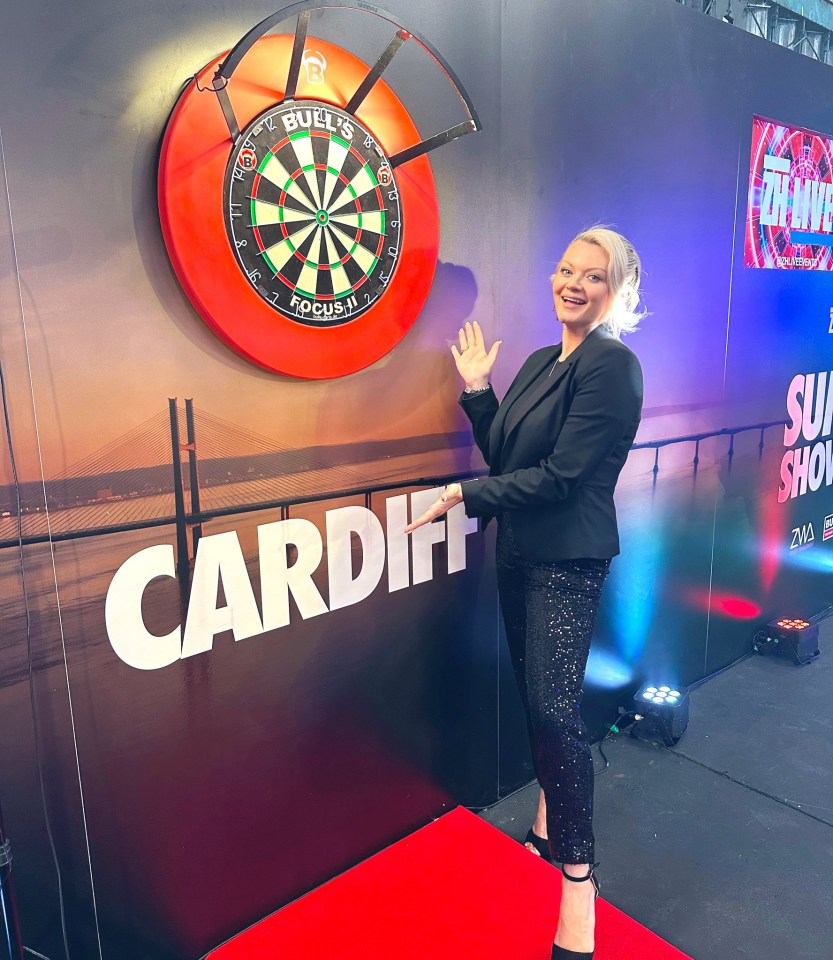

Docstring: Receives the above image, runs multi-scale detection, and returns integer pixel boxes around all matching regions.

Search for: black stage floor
[480,649,833,960]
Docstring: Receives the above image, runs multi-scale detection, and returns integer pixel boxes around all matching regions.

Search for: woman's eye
[560,268,571,275]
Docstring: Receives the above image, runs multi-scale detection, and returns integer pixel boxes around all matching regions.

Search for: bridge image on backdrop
[0,398,784,604]
[0,398,474,543]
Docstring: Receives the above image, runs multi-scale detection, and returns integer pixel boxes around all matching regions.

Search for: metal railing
[1,396,786,611]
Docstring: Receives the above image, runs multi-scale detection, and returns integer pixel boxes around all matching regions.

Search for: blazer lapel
[488,347,558,466]
[500,326,611,450]
[502,353,572,444]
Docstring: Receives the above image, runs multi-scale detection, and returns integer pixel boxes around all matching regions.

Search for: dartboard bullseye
[224,101,402,327]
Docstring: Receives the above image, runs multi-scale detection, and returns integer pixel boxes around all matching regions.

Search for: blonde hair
[556,226,644,338]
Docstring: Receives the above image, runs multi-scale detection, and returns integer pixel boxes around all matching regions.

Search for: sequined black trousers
[496,515,610,865]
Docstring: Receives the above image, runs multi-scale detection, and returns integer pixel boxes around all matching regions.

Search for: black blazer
[459,324,643,562]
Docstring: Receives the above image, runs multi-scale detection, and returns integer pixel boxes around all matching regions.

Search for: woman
[405,227,644,959]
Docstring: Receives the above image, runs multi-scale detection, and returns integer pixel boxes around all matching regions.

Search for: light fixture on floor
[753,616,821,665]
[631,683,690,746]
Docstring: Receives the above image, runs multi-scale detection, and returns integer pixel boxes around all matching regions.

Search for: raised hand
[451,321,501,390]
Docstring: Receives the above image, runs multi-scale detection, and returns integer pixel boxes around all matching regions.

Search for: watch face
[224,101,402,327]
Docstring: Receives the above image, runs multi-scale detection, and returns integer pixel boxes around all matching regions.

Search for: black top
[459,324,643,562]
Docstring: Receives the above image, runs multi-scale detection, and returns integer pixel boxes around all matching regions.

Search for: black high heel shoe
[522,828,553,862]
[550,862,600,960]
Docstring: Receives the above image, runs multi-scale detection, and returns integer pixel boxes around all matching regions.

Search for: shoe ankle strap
[560,862,599,883]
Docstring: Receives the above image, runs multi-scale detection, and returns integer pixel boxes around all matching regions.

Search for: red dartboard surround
[158,36,439,379]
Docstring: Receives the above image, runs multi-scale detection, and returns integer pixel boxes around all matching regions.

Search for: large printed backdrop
[0,1,831,957]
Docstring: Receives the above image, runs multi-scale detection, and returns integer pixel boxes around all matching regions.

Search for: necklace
[548,355,567,376]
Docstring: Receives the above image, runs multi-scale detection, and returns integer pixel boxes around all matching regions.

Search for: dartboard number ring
[224,100,403,328]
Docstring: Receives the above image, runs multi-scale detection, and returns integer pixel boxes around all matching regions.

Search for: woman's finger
[404,497,446,534]
[458,326,467,352]
[473,320,485,351]
[404,508,435,533]
[451,344,461,362]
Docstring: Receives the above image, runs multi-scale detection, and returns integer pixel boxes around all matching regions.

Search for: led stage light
[631,681,690,746]
[753,615,821,665]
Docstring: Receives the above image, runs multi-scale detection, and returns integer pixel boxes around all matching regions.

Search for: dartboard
[224,101,402,327]
[158,6,479,379]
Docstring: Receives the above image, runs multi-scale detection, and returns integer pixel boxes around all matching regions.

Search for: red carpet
[208,806,692,960]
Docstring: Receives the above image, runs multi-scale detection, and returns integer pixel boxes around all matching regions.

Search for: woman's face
[551,240,612,333]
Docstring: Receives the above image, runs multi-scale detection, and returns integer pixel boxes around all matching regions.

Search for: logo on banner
[790,522,815,550]
[824,514,833,540]
[157,11,480,378]
[746,115,833,270]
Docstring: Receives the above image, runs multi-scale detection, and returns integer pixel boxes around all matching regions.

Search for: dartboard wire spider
[206,0,482,168]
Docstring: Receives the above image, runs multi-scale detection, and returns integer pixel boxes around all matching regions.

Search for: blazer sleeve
[461,350,642,516]
[458,385,499,465]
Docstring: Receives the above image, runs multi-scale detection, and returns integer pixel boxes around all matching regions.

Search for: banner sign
[745,115,833,270]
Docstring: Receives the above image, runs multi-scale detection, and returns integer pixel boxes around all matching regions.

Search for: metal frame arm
[209,0,481,160]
